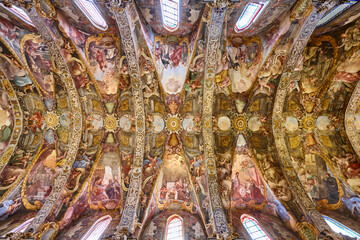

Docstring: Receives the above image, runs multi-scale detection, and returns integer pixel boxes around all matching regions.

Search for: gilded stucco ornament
[165,114,183,134]
[301,113,316,131]
[230,112,248,133]
[104,113,119,132]
[44,111,59,130]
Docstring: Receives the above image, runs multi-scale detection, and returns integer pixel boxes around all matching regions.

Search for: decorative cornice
[202,5,231,238]
[111,6,146,238]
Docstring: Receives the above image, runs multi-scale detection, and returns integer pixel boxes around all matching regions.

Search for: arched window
[1,4,34,26]
[80,215,112,240]
[241,214,271,240]
[235,2,267,33]
[317,0,357,27]
[323,215,360,239]
[161,0,180,32]
[166,215,183,240]
[74,0,108,31]
[4,217,34,236]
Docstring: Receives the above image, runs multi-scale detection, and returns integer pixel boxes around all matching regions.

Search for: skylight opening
[317,0,358,27]
[166,216,183,240]
[2,4,34,27]
[241,214,271,240]
[81,215,112,240]
[74,0,108,31]
[161,0,180,32]
[323,215,360,239]
[235,2,267,33]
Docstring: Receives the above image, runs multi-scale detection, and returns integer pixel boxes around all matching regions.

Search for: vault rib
[202,4,231,238]
[111,4,146,237]
[0,68,23,174]
[344,54,360,187]
[271,3,343,239]
[8,5,84,235]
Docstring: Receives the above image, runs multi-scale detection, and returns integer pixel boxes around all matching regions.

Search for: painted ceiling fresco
[0,0,359,240]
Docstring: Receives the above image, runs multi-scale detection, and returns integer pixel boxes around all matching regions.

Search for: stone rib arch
[271,6,342,239]
[0,68,23,174]
[5,4,84,235]
[111,5,146,236]
[201,4,231,238]
[344,49,360,192]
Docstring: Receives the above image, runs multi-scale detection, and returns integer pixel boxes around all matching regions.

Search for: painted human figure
[160,184,167,201]
[323,173,339,204]
[28,111,44,132]
[342,196,360,217]
[175,178,187,200]
[72,151,91,170]
[0,199,21,221]
[160,44,171,68]
[105,179,115,199]
[231,172,241,201]
[92,177,109,201]
[249,182,265,204]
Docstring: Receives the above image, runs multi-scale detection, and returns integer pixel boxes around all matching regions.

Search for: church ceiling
[0,0,359,240]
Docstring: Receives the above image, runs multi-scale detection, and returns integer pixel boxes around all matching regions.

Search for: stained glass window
[241,214,271,240]
[166,215,183,240]
[161,0,180,32]
[2,4,34,26]
[235,2,267,32]
[317,0,358,27]
[74,0,108,30]
[323,215,360,239]
[81,215,112,240]
[5,217,34,235]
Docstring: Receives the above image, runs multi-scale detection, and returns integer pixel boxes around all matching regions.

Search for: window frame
[323,215,360,239]
[160,0,180,32]
[74,0,108,31]
[241,214,271,240]
[4,217,34,236]
[1,4,34,27]
[234,2,266,33]
[165,215,184,240]
[317,0,358,27]
[80,215,112,240]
